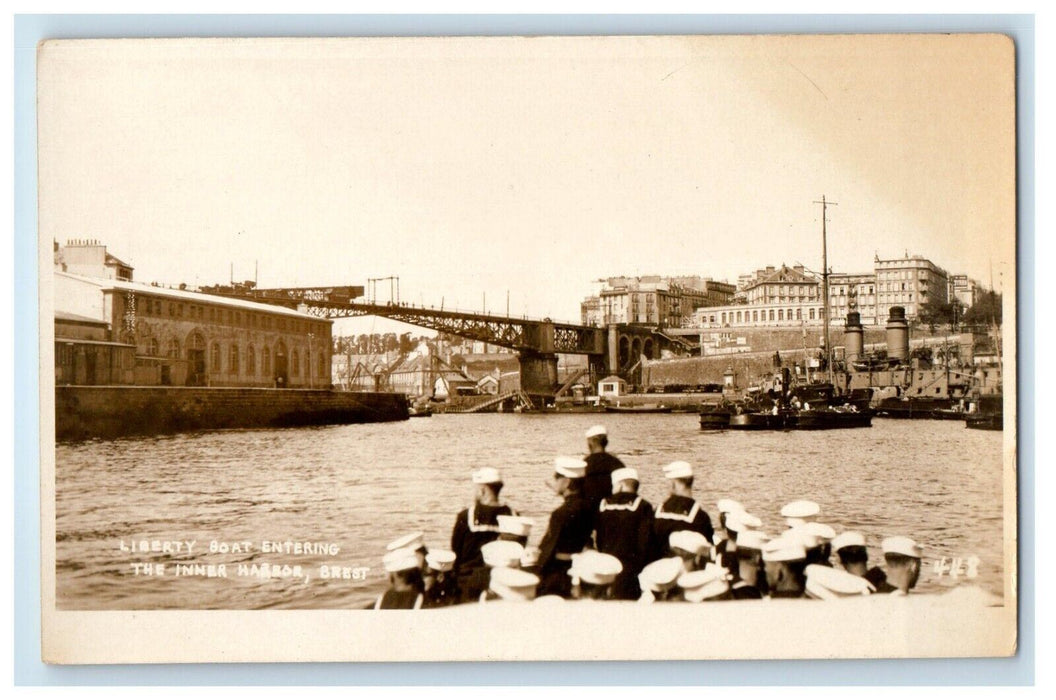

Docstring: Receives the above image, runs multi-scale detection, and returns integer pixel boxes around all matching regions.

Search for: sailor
[386,531,429,575]
[780,500,821,529]
[804,564,876,600]
[451,467,515,602]
[568,550,624,601]
[796,522,836,566]
[422,549,459,608]
[536,456,595,598]
[832,531,871,579]
[678,563,732,603]
[496,515,534,547]
[717,509,763,572]
[481,539,526,569]
[653,461,714,559]
[730,529,769,599]
[875,536,924,595]
[668,530,711,572]
[637,556,684,603]
[481,566,540,603]
[583,425,627,517]
[762,536,808,598]
[374,547,425,609]
[714,498,746,544]
[594,466,655,600]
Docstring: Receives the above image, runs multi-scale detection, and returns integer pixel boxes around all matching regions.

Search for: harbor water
[55,415,1007,609]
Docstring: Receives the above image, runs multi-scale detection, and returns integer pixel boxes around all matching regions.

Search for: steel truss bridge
[201,285,691,401]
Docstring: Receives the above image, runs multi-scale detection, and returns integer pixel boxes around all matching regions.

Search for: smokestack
[886,306,909,363]
[844,311,864,364]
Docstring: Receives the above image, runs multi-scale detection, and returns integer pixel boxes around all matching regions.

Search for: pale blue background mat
[13,13,1034,685]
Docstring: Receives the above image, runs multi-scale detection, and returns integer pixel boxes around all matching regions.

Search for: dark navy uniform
[423,571,459,608]
[653,495,714,559]
[451,503,514,601]
[865,566,890,590]
[537,493,594,598]
[583,452,626,515]
[594,492,655,600]
[373,589,424,609]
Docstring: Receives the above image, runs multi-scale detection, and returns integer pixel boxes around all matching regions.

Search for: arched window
[211,342,221,371]
[778,309,784,321]
[229,344,240,374]
[168,338,180,358]
[292,349,300,376]
[247,345,256,376]
[262,346,271,375]
[147,337,159,356]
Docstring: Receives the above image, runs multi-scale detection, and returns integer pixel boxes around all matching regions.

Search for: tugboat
[965,394,1003,431]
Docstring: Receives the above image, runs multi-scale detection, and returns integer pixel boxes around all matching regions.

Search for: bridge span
[199,285,692,401]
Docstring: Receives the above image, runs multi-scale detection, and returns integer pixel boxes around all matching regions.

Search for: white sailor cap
[762,536,807,563]
[804,564,876,599]
[781,500,821,520]
[832,531,867,552]
[471,467,502,485]
[725,511,763,533]
[637,557,685,593]
[481,540,525,568]
[610,467,639,487]
[736,530,770,551]
[568,550,623,585]
[382,547,420,573]
[882,536,923,559]
[669,530,711,555]
[497,515,534,538]
[425,549,456,573]
[717,498,746,515]
[801,522,836,541]
[662,460,694,480]
[585,425,607,439]
[678,563,731,602]
[786,525,821,550]
[386,531,425,552]
[554,456,587,479]
[488,566,539,601]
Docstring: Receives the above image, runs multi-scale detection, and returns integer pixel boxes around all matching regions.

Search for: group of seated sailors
[371,425,923,609]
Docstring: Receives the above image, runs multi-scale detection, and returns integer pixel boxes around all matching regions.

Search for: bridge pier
[518,351,559,401]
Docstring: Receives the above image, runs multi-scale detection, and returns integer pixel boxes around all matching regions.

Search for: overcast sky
[38,35,1015,335]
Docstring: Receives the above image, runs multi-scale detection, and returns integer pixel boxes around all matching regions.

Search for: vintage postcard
[38,35,1017,664]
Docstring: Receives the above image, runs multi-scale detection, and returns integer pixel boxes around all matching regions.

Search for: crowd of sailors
[371,425,924,609]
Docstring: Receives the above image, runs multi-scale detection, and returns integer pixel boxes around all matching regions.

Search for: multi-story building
[948,274,979,310]
[54,239,134,281]
[742,265,820,306]
[53,241,333,388]
[874,254,948,322]
[828,272,878,326]
[580,275,735,328]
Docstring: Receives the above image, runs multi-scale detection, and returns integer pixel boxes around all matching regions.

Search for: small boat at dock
[604,404,673,414]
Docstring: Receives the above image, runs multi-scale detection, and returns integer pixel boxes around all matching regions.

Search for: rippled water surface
[55,415,1007,609]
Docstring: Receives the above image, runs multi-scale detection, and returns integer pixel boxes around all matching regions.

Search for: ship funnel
[885,306,909,363]
[844,311,864,364]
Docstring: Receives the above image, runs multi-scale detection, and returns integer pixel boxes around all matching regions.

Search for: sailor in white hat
[451,466,517,603]
[496,515,534,547]
[568,550,624,600]
[831,530,871,579]
[804,564,876,600]
[780,500,821,528]
[386,531,429,574]
[483,566,540,603]
[637,556,685,603]
[715,509,763,572]
[422,549,459,608]
[537,456,595,598]
[715,498,746,543]
[668,530,711,572]
[594,466,655,600]
[876,536,924,595]
[762,535,809,598]
[480,540,526,569]
[678,563,732,602]
[654,461,715,558]
[730,529,769,599]
[795,521,836,567]
[583,424,627,518]
[374,547,425,609]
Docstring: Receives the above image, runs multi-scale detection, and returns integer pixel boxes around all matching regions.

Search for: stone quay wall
[55,387,408,442]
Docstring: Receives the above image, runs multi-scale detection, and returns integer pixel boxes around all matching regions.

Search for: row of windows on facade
[134,296,327,336]
[139,335,327,378]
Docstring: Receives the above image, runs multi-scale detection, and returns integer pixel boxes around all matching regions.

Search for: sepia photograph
[36,32,1018,664]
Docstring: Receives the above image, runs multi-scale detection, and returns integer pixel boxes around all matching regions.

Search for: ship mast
[813,195,837,386]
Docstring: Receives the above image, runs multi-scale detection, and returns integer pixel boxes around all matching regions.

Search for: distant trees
[917,298,965,333]
[963,291,1002,326]
[331,332,431,355]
